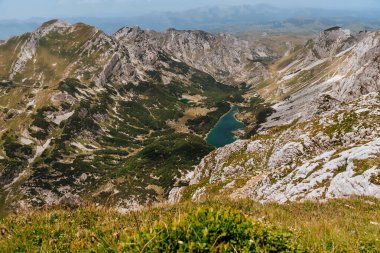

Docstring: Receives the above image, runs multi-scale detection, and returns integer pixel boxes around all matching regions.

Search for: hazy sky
[1,0,380,20]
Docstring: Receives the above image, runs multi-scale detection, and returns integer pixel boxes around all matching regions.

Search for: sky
[1,0,380,20]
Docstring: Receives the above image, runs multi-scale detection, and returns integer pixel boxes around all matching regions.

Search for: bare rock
[58,193,84,209]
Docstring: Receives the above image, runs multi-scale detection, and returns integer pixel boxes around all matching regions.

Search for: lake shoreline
[205,105,245,148]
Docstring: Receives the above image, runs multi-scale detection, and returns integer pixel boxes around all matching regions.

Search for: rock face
[261,28,380,129]
[159,29,270,85]
[254,137,380,203]
[112,26,270,86]
[308,27,356,59]
[9,20,71,79]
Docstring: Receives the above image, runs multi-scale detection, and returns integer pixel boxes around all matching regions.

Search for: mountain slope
[175,93,380,203]
[173,28,380,204]
[260,28,380,127]
[0,20,273,212]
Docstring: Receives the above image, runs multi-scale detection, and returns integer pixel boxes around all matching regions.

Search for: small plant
[124,208,298,252]
[370,172,380,185]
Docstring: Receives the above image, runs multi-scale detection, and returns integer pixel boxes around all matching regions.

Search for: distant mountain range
[1,4,380,39]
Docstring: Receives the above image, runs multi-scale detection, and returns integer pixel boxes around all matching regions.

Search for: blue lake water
[206,106,245,148]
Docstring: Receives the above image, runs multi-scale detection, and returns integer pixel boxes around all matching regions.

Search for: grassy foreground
[0,197,379,252]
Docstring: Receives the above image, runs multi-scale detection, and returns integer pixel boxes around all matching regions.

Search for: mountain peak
[113,25,145,40]
[40,19,70,30]
[322,26,351,38]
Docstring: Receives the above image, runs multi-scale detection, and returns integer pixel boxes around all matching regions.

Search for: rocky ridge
[112,26,271,86]
[261,28,380,128]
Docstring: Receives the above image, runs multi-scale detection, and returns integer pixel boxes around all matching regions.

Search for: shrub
[124,208,298,252]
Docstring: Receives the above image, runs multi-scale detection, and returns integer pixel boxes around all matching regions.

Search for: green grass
[0,197,379,252]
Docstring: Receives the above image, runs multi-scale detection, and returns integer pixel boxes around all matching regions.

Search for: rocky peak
[306,26,356,60]
[9,19,72,79]
[160,29,270,85]
[113,26,149,41]
[38,19,71,33]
